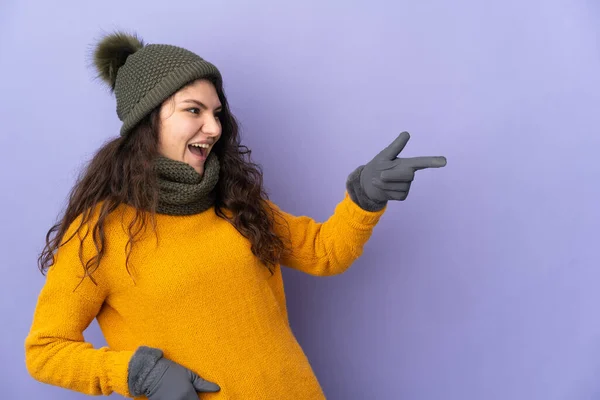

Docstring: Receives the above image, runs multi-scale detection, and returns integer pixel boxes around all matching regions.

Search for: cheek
[158,129,178,153]
[159,118,198,151]
[177,118,202,140]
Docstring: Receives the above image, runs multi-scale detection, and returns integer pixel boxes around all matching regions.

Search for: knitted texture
[114,43,221,136]
[24,193,385,399]
[154,153,220,216]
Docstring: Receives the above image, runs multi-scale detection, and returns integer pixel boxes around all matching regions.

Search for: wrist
[346,165,387,212]
[128,346,164,396]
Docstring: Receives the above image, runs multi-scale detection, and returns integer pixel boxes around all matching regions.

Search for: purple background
[2,0,600,399]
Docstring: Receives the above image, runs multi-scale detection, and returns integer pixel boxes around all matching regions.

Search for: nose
[202,115,222,137]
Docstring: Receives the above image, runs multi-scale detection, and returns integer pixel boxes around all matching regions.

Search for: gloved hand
[347,131,446,211]
[128,346,220,400]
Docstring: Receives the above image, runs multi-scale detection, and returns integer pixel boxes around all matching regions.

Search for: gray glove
[347,131,447,211]
[128,346,220,399]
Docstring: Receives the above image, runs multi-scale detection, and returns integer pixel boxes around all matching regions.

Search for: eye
[187,107,200,114]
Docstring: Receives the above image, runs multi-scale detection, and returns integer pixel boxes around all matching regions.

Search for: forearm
[25,332,134,396]
[272,193,386,276]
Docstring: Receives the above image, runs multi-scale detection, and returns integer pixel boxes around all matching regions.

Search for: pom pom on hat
[93,31,144,91]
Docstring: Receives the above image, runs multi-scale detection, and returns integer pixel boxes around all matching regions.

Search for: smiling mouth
[188,143,209,158]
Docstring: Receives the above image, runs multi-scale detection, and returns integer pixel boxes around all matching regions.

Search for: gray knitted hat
[93,31,222,136]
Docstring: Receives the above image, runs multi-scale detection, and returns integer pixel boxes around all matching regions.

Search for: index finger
[403,156,447,170]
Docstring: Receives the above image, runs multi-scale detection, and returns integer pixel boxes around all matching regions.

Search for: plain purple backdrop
[1,0,599,399]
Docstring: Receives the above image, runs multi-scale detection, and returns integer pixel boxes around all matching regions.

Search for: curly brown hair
[38,77,288,281]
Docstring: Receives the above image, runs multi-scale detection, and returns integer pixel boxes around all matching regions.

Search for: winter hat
[93,31,222,136]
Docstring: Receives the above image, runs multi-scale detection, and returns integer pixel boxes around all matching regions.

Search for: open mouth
[188,143,209,158]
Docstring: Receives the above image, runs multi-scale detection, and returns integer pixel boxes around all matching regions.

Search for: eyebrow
[181,99,222,111]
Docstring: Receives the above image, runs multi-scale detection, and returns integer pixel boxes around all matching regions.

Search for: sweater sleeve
[24,217,134,397]
[268,192,386,276]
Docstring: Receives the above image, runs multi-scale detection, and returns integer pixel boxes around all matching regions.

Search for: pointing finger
[379,131,410,160]
[403,156,447,170]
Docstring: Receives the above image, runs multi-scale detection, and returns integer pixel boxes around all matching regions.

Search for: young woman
[24,31,446,400]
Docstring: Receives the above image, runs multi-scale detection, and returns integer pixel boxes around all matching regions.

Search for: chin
[183,158,204,175]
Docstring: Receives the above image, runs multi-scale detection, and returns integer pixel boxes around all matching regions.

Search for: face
[158,79,223,176]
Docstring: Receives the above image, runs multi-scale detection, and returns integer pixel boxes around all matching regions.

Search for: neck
[154,153,220,216]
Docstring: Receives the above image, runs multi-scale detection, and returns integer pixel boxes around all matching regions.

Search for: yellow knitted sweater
[25,193,385,399]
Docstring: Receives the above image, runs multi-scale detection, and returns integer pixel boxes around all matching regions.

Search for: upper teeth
[190,143,209,148]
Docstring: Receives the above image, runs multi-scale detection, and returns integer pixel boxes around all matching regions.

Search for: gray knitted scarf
[154,153,220,216]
